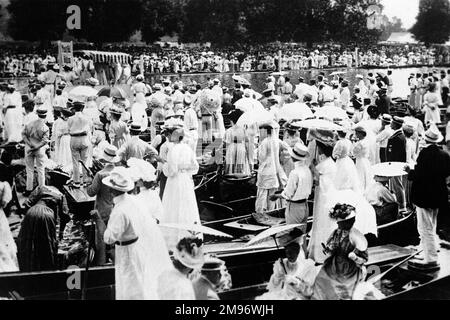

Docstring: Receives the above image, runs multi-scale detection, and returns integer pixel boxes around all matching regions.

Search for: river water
[9,66,448,100]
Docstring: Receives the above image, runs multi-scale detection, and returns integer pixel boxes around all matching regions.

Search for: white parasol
[69,86,98,98]
[158,222,233,238]
[236,108,274,127]
[330,71,346,76]
[314,105,349,121]
[278,102,314,121]
[371,162,408,177]
[245,224,305,247]
[291,118,343,131]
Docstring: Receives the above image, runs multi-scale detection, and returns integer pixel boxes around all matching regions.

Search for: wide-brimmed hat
[153,83,163,91]
[136,74,144,82]
[355,74,364,79]
[173,238,205,269]
[381,114,392,124]
[329,203,356,222]
[184,95,193,105]
[346,107,355,117]
[162,117,184,130]
[392,116,404,126]
[102,167,134,192]
[86,77,99,86]
[424,124,444,144]
[289,142,310,161]
[109,106,123,115]
[127,157,157,182]
[262,88,273,95]
[101,144,120,163]
[354,125,367,135]
[162,78,171,85]
[268,95,281,104]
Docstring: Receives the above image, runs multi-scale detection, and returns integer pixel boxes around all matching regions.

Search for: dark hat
[228,109,243,124]
[72,101,85,110]
[61,108,74,118]
[201,256,225,272]
[36,106,48,117]
[129,122,142,132]
[392,116,404,126]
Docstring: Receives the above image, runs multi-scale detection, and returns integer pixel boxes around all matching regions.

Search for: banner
[58,41,74,67]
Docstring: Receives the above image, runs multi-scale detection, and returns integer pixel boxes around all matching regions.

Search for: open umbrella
[292,118,343,131]
[371,162,408,177]
[158,222,233,239]
[69,86,98,98]
[245,224,305,247]
[314,105,348,121]
[97,86,127,99]
[330,71,346,76]
[236,108,273,127]
[278,102,314,121]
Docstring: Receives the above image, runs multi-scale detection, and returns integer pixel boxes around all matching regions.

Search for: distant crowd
[1,44,449,79]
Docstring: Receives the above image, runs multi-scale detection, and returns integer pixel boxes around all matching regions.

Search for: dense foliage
[410,0,450,45]
[6,0,405,47]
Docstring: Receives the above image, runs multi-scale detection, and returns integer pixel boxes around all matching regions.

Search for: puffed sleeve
[104,208,128,245]
[267,259,285,292]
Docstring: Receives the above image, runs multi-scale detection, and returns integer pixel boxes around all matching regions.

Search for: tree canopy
[411,0,450,44]
[6,0,392,46]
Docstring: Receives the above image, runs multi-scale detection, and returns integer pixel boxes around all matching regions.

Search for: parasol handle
[272,235,288,274]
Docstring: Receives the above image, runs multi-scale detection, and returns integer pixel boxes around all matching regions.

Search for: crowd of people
[0,44,448,79]
[1,60,450,300]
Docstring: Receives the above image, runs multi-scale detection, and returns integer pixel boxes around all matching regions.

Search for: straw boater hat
[392,116,404,126]
[36,106,48,118]
[109,106,123,116]
[101,144,120,163]
[173,238,205,269]
[258,120,279,130]
[153,83,163,91]
[289,143,310,161]
[424,124,444,144]
[86,77,99,86]
[381,114,392,124]
[129,122,142,134]
[102,167,134,192]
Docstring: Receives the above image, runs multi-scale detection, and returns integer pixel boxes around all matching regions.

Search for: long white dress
[3,92,23,143]
[333,139,361,193]
[131,95,148,132]
[161,143,201,250]
[52,118,72,173]
[353,139,374,193]
[308,157,337,264]
[132,192,172,299]
[104,193,154,300]
[0,182,18,273]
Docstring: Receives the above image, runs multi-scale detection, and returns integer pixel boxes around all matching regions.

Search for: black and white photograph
[0,0,449,307]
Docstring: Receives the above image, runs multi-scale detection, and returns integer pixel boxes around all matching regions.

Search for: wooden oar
[367,249,423,284]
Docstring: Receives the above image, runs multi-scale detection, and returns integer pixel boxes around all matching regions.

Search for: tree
[141,0,184,43]
[379,17,405,41]
[411,0,450,44]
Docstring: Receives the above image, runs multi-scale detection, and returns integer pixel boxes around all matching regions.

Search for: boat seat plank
[367,244,414,266]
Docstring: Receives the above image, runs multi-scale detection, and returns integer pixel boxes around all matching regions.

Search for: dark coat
[375,94,391,116]
[386,130,406,162]
[408,144,450,209]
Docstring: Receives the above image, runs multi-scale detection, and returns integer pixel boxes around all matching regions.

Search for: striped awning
[75,50,132,64]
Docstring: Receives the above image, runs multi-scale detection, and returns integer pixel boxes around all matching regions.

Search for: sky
[380,0,420,29]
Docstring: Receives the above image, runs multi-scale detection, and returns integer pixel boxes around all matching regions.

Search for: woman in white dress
[127,158,172,299]
[131,94,148,133]
[308,141,337,264]
[0,181,18,273]
[100,167,150,300]
[224,110,250,175]
[352,126,374,193]
[161,127,201,250]
[333,134,361,193]
[422,82,442,125]
[52,109,73,173]
[158,237,204,300]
